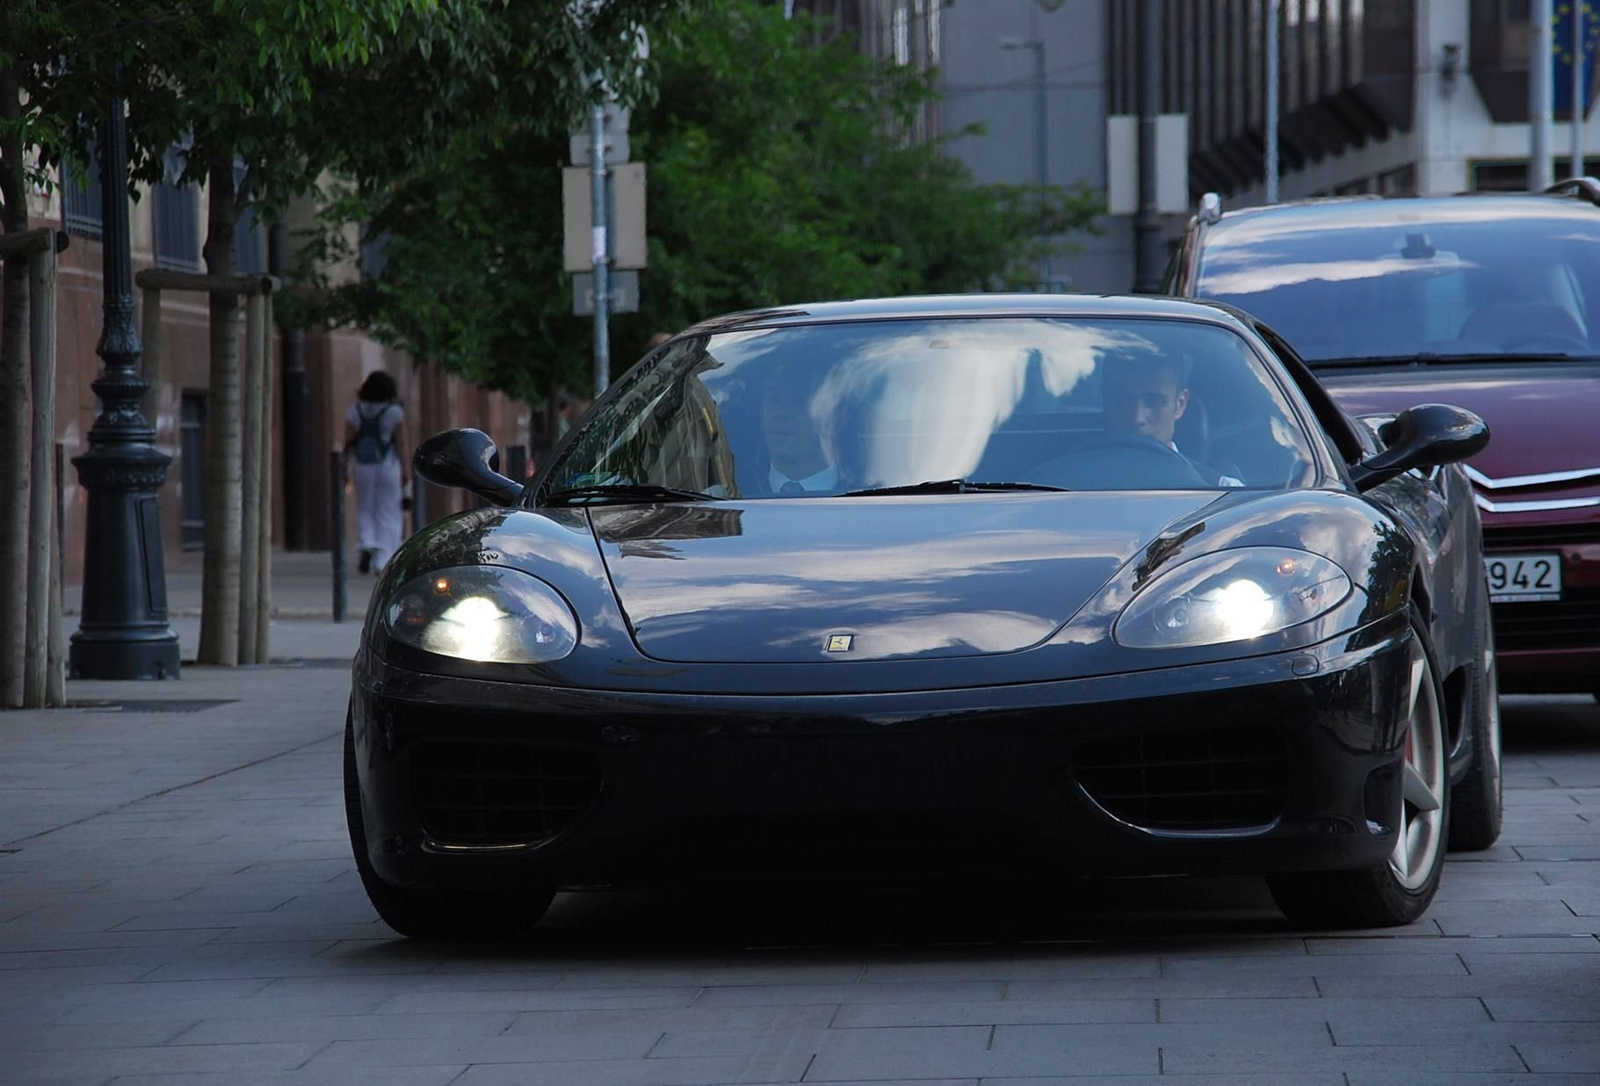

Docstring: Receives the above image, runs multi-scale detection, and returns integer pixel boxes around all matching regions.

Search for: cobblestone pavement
[3,614,1599,1084]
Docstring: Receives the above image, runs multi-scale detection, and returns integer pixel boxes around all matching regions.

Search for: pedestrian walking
[344,371,409,573]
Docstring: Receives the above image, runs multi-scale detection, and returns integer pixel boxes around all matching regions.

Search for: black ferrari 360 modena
[346,294,1501,939]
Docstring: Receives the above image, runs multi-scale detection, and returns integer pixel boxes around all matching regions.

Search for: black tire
[1448,599,1503,851]
[343,709,554,940]
[1267,607,1450,929]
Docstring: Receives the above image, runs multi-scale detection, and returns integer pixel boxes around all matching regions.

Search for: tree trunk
[196,155,242,666]
[0,62,33,708]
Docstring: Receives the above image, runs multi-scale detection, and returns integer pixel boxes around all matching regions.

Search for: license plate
[1485,552,1563,603]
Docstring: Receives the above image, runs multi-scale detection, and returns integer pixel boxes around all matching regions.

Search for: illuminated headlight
[385,566,578,664]
[1113,547,1352,649]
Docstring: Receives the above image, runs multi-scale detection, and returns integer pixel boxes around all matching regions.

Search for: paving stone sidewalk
[2,607,1599,1083]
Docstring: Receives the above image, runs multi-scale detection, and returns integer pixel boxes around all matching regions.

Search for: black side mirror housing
[413,428,523,508]
[1349,403,1489,492]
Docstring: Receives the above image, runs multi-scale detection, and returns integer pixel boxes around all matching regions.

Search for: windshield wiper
[839,479,1070,497]
[1312,352,1600,366]
[545,483,714,506]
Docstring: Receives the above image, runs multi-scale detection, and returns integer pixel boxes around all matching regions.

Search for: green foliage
[300,0,1102,405]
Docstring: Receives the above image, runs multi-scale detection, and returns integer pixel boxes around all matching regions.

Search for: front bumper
[350,618,1416,889]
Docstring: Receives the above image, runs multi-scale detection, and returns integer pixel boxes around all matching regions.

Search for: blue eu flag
[1554,2,1600,116]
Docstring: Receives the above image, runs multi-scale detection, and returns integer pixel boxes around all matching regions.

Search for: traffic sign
[570,105,630,166]
[572,270,639,315]
[563,163,647,271]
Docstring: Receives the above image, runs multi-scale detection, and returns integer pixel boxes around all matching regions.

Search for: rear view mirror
[1349,404,1489,492]
[413,428,523,507]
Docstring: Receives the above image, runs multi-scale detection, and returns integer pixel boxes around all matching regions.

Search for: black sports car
[345,295,1499,939]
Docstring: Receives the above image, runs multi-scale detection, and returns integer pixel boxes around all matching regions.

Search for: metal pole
[1033,40,1051,288]
[269,222,309,551]
[47,441,65,706]
[1533,0,1555,190]
[330,450,346,624]
[1574,1,1586,179]
[257,294,272,662]
[69,96,180,681]
[1133,0,1165,292]
[590,97,611,398]
[1266,0,1280,203]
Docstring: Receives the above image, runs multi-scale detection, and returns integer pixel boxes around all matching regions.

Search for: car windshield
[1194,204,1600,364]
[540,317,1318,501]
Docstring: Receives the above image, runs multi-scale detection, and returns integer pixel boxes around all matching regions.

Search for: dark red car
[1172,185,1600,698]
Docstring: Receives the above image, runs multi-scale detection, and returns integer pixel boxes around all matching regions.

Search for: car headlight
[385,565,578,664]
[1113,547,1352,649]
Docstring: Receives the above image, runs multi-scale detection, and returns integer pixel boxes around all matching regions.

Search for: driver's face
[762,381,827,478]
[1103,364,1188,446]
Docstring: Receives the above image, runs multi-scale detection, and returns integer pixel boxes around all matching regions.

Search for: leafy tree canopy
[301,0,1103,407]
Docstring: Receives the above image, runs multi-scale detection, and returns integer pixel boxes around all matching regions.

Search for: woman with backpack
[344,370,409,573]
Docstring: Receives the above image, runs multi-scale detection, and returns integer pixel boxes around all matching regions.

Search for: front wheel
[1268,610,1450,928]
[344,709,554,940]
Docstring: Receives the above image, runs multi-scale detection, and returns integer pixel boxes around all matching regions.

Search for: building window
[180,392,206,550]
[1376,164,1416,196]
[233,164,265,274]
[153,144,201,271]
[1472,157,1600,190]
[60,147,103,239]
[360,226,389,281]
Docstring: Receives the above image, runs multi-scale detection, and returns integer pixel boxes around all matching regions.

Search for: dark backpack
[351,404,395,465]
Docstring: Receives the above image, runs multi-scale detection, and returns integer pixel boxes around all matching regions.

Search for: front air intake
[1073,725,1286,832]
[412,741,602,847]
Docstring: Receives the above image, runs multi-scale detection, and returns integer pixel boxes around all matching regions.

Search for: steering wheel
[1498,332,1592,355]
[1040,431,1211,489]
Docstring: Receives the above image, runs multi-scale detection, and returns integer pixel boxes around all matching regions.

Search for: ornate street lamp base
[69,628,181,681]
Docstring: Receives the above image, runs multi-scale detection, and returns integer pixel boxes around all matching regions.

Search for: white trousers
[352,457,404,569]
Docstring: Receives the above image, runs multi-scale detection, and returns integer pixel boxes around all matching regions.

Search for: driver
[760,365,841,495]
[1102,355,1243,487]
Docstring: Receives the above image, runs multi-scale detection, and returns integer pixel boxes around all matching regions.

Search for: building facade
[1106,0,1600,211]
[786,0,1134,292]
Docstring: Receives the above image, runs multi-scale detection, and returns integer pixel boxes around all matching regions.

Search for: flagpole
[1532,0,1554,191]
[1574,2,1586,180]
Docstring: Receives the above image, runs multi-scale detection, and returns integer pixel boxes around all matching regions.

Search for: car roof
[1202,192,1600,241]
[678,293,1259,337]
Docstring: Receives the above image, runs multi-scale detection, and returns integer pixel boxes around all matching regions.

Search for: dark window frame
[60,147,103,239]
[153,144,202,271]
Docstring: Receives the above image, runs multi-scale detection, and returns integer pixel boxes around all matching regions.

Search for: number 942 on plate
[1485,552,1562,603]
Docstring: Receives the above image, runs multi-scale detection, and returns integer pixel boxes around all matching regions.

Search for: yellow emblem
[826,634,854,653]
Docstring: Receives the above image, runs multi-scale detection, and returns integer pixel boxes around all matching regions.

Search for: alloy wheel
[1390,637,1446,890]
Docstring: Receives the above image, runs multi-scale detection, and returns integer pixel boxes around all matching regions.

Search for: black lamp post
[68,96,181,680]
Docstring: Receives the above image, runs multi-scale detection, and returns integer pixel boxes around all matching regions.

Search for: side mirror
[1349,404,1489,492]
[413,428,523,508]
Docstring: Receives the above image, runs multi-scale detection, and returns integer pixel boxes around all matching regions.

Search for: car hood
[1315,361,1600,486]
[588,492,1220,664]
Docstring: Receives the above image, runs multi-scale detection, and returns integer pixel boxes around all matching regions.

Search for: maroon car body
[1172,190,1600,694]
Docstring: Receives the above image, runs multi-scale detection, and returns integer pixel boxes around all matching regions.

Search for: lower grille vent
[1492,594,1600,652]
[412,742,602,847]
[1074,725,1286,832]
